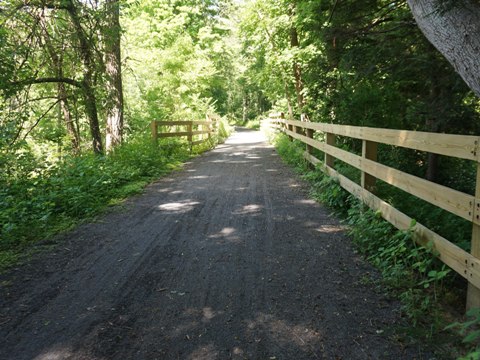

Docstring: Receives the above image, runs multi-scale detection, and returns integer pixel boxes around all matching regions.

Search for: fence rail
[151,115,218,150]
[267,113,480,310]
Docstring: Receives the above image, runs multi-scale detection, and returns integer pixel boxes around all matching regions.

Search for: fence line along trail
[0,129,425,359]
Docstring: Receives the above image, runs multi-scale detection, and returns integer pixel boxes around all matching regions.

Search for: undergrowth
[273,132,469,358]
[0,128,229,272]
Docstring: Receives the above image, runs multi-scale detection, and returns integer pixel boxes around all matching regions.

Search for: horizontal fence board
[191,140,206,146]
[285,128,474,222]
[272,119,480,161]
[303,152,480,289]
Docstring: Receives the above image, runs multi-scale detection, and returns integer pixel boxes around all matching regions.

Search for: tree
[407,0,480,96]
[104,0,124,152]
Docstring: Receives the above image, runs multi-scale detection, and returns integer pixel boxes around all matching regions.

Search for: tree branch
[22,99,61,141]
[10,77,83,89]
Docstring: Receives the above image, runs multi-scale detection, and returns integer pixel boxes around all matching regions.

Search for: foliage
[0,136,190,271]
[122,0,239,130]
[447,308,480,360]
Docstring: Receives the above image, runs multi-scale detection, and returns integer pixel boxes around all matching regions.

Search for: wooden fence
[268,112,480,310]
[150,115,218,150]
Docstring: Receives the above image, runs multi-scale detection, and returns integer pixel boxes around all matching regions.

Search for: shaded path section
[0,129,422,359]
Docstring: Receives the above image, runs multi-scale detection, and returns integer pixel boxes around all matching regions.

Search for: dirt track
[0,129,426,359]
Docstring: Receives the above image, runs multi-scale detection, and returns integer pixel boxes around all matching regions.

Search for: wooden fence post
[151,120,158,144]
[288,121,294,140]
[361,140,378,193]
[187,121,193,152]
[468,161,480,310]
[206,114,211,139]
[325,133,336,168]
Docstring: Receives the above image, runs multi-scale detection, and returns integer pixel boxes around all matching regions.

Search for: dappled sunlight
[246,313,323,349]
[294,199,317,205]
[158,200,200,213]
[157,187,174,193]
[210,227,235,237]
[315,224,345,233]
[33,346,99,360]
[189,175,210,180]
[232,204,263,215]
[187,343,219,360]
[208,227,242,244]
[226,131,266,145]
[202,307,223,323]
[232,346,245,356]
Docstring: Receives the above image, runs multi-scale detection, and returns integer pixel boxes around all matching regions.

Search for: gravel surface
[0,129,427,359]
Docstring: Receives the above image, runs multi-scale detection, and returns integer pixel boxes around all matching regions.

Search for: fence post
[187,121,193,152]
[281,112,293,141]
[151,120,158,144]
[206,114,211,139]
[361,140,378,193]
[325,133,336,168]
[468,162,480,310]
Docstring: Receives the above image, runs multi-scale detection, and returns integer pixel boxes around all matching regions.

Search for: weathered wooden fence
[268,112,480,310]
[150,115,218,150]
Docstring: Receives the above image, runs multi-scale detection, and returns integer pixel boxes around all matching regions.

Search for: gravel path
[0,129,425,359]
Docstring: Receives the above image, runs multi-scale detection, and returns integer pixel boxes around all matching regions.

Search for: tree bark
[39,13,81,152]
[407,0,480,96]
[64,0,103,154]
[104,0,124,152]
[290,26,305,113]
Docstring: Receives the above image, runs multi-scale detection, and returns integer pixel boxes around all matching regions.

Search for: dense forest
[1,0,480,291]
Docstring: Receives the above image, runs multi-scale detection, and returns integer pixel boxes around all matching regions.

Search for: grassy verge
[272,132,471,358]
[0,125,231,272]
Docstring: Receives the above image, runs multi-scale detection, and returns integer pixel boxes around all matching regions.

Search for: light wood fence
[151,115,218,151]
[268,112,480,310]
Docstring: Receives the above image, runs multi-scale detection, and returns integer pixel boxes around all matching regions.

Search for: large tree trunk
[104,0,124,152]
[407,0,480,96]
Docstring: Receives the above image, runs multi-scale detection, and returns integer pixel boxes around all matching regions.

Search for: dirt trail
[0,129,425,359]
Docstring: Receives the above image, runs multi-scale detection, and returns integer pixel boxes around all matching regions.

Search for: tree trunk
[104,0,124,152]
[407,0,480,96]
[290,26,305,113]
[58,75,81,153]
[39,11,81,153]
[284,81,294,120]
[65,0,103,154]
[242,94,247,123]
